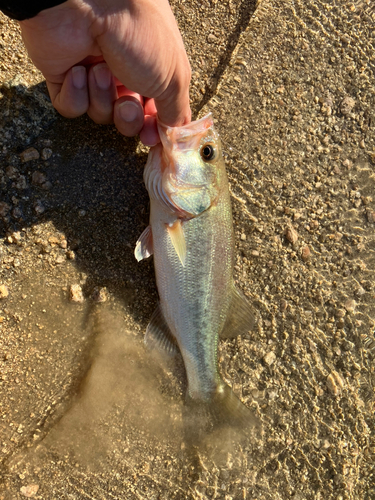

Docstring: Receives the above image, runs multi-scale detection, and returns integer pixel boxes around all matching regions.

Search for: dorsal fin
[220,284,256,339]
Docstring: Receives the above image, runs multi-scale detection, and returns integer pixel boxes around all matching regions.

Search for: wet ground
[0,0,375,498]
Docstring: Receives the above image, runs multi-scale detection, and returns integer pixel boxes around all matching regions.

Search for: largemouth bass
[135,114,256,425]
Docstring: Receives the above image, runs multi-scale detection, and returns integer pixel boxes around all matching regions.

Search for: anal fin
[135,225,153,262]
[145,304,179,357]
[220,284,256,339]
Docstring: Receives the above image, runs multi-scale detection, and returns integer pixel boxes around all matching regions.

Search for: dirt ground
[0,0,374,499]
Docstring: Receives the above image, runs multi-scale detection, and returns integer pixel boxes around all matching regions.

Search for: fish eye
[200,144,215,161]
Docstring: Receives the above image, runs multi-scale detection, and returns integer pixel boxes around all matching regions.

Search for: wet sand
[0,1,374,499]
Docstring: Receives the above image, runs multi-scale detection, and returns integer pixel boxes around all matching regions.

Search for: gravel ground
[0,0,374,499]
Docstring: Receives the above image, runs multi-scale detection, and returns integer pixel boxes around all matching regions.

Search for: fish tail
[184,381,259,444]
[210,381,259,428]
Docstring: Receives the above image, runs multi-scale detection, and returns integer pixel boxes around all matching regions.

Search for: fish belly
[151,195,233,401]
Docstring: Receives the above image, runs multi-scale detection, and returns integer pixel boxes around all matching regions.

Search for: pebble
[0,285,9,299]
[6,166,18,179]
[0,202,10,217]
[279,299,288,312]
[14,175,27,190]
[263,351,276,366]
[301,245,311,262]
[285,226,298,244]
[41,148,52,160]
[54,255,65,264]
[66,250,75,260]
[326,371,345,396]
[340,96,355,116]
[20,484,39,498]
[207,34,218,43]
[48,236,59,246]
[20,147,40,162]
[34,201,45,215]
[240,233,246,241]
[31,171,47,185]
[69,284,84,303]
[344,299,356,313]
[366,210,375,223]
[91,287,108,302]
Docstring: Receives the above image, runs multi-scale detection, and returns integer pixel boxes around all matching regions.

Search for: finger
[144,98,157,117]
[87,63,117,124]
[154,64,192,127]
[116,86,144,104]
[113,95,144,137]
[140,114,159,147]
[46,66,89,118]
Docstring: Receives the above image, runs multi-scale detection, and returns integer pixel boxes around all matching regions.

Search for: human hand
[19,0,191,146]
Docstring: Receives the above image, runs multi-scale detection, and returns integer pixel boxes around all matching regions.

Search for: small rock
[326,371,345,396]
[285,226,298,244]
[92,287,108,302]
[48,236,59,246]
[366,210,375,223]
[14,175,28,190]
[340,96,355,116]
[263,351,276,366]
[20,484,39,498]
[5,166,19,179]
[34,201,45,215]
[55,254,65,264]
[0,202,11,217]
[344,299,356,313]
[41,180,52,191]
[0,284,9,299]
[31,171,47,185]
[301,245,310,262]
[60,239,68,249]
[41,148,52,160]
[207,34,218,43]
[20,148,40,162]
[335,308,346,319]
[69,284,84,303]
[240,233,246,241]
[279,299,288,312]
[12,207,22,219]
[66,250,75,260]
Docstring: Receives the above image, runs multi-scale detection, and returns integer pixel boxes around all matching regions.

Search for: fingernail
[72,66,86,90]
[93,63,112,90]
[119,101,140,122]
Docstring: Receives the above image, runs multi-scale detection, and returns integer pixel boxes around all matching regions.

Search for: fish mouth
[157,113,215,153]
[157,113,214,133]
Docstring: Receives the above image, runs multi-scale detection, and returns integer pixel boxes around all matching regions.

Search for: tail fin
[184,382,260,445]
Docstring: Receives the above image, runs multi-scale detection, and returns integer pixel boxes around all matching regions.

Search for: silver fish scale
[151,175,234,401]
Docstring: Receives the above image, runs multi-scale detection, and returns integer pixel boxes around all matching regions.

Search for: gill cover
[143,113,221,218]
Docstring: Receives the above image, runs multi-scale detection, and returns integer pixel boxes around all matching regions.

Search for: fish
[135,113,257,428]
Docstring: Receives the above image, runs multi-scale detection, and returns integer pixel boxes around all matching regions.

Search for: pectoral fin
[145,304,179,357]
[134,225,153,262]
[220,284,256,339]
[166,219,186,266]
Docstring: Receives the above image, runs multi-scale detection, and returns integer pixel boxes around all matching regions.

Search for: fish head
[145,114,225,218]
